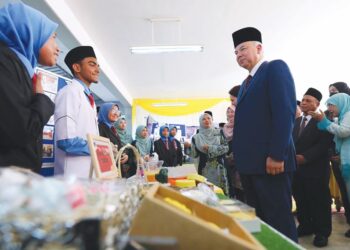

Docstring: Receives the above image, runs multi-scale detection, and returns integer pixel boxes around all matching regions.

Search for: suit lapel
[237,61,268,105]
[294,117,315,142]
[299,118,314,136]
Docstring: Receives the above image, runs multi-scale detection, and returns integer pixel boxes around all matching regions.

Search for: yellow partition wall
[132,98,230,135]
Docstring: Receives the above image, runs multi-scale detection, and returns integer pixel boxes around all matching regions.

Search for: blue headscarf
[169,126,177,140]
[98,103,117,128]
[159,125,171,142]
[326,93,350,154]
[326,93,350,123]
[0,3,58,77]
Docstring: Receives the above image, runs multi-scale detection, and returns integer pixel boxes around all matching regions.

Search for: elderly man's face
[235,41,262,71]
[300,95,319,114]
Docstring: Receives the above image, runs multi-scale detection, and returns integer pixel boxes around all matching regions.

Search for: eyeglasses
[110,109,121,115]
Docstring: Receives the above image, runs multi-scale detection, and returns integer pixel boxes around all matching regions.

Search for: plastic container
[144,160,164,182]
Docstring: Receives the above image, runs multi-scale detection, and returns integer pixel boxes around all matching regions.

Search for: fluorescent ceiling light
[152,102,188,107]
[130,45,203,54]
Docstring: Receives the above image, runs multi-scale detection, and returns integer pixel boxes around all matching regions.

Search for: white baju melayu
[54,79,99,178]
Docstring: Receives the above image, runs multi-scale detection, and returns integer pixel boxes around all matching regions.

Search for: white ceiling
[18,0,350,103]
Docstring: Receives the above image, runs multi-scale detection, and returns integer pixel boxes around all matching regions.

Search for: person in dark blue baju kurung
[231,27,298,242]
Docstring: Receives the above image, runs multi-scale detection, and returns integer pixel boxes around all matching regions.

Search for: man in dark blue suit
[232,27,298,242]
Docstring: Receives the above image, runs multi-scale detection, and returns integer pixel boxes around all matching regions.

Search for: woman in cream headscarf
[192,113,229,194]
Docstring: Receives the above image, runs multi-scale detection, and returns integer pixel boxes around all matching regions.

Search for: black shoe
[345,229,350,238]
[297,226,313,237]
[313,235,328,247]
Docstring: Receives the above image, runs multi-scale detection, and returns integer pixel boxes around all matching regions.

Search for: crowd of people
[1,2,350,248]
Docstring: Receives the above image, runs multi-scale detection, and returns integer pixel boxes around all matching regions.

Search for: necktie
[298,117,307,137]
[87,93,95,107]
[242,75,252,94]
[111,126,117,135]
[165,139,169,150]
[32,73,37,94]
[245,75,252,89]
[173,140,177,150]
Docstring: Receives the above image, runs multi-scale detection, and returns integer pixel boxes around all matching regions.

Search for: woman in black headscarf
[329,82,350,96]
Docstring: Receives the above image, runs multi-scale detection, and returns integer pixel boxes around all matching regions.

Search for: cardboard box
[130,184,265,250]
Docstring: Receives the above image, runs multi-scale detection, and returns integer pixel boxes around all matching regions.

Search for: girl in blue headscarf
[98,103,120,135]
[0,3,59,172]
[154,125,180,167]
[310,93,350,237]
[169,126,183,166]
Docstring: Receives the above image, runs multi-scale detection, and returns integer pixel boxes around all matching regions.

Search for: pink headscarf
[223,105,235,141]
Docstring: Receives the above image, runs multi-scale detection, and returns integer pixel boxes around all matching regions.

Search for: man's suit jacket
[292,116,333,179]
[232,60,297,174]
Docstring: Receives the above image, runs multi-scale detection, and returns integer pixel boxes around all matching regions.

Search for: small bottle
[138,164,144,178]
[137,159,145,181]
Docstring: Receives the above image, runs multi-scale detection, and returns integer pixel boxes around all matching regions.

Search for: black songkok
[232,27,262,48]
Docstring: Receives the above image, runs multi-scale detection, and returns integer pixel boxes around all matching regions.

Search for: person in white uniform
[54,46,100,178]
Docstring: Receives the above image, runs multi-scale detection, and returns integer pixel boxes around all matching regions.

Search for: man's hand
[110,143,118,160]
[202,144,209,152]
[266,156,284,175]
[296,154,306,165]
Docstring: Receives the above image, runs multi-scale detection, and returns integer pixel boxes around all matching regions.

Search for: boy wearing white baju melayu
[54,46,100,178]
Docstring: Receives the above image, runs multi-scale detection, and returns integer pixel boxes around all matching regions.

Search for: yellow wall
[132,98,230,132]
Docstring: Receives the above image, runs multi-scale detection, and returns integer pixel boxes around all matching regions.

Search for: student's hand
[110,143,118,159]
[184,141,191,148]
[35,72,44,94]
[308,110,325,122]
[202,144,209,152]
[144,154,150,162]
[121,153,128,164]
[296,155,306,165]
[266,157,284,175]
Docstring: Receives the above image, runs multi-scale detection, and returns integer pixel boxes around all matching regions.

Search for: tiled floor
[298,211,350,250]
